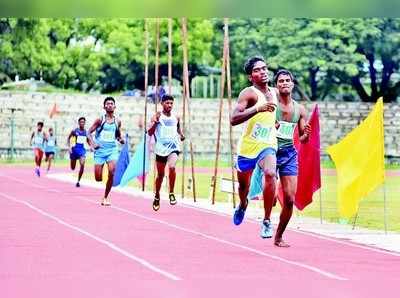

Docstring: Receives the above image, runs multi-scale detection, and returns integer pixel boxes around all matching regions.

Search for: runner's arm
[298,105,311,143]
[30,132,34,146]
[147,112,161,136]
[67,130,74,149]
[230,88,276,126]
[116,119,125,144]
[177,116,185,141]
[87,118,102,148]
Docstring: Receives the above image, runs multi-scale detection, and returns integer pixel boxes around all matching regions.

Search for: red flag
[294,104,321,210]
[49,103,60,119]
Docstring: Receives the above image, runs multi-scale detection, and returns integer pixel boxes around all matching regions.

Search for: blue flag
[119,134,150,187]
[113,135,130,187]
[248,164,264,200]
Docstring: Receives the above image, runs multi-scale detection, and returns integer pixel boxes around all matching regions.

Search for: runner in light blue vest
[44,127,57,173]
[88,97,124,206]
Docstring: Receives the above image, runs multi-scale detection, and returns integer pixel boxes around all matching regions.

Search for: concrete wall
[0,92,399,162]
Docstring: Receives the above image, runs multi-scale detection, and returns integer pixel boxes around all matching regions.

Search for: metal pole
[142,19,149,192]
[181,17,197,202]
[224,18,236,208]
[211,19,228,205]
[352,206,360,230]
[319,189,323,224]
[154,18,160,110]
[168,18,172,95]
[383,183,388,235]
[10,108,15,161]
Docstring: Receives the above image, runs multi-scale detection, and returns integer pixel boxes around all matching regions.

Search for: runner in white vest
[44,127,57,173]
[148,94,185,211]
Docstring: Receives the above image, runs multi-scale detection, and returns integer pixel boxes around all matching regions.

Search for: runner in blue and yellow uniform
[68,117,90,187]
[88,97,124,206]
[230,56,278,239]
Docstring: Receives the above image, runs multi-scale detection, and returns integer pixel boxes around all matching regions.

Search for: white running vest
[154,113,180,156]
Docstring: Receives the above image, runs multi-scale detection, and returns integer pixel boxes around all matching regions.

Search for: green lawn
[2,157,399,232]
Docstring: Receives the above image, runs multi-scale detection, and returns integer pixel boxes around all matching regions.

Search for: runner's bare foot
[274,238,290,248]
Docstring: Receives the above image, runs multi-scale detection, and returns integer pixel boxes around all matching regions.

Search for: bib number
[277,121,296,140]
[251,123,272,142]
[47,139,55,147]
[76,135,86,144]
[100,131,114,142]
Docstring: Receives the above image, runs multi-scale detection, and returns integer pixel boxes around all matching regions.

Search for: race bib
[100,130,115,142]
[251,123,272,143]
[76,135,86,144]
[47,139,55,147]
[277,121,296,140]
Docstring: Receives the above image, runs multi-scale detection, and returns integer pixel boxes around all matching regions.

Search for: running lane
[1,166,399,297]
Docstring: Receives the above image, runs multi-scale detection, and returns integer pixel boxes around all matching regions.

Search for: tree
[343,18,400,102]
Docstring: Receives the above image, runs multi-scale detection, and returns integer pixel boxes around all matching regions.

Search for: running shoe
[260,219,273,239]
[169,193,177,205]
[233,199,248,225]
[152,196,160,211]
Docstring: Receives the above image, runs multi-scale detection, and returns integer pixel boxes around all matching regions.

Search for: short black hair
[37,121,44,127]
[103,96,115,106]
[78,117,86,122]
[243,56,266,75]
[161,94,174,102]
[274,69,294,85]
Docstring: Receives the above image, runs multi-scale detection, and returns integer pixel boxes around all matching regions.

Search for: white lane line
[5,173,399,262]
[0,192,180,281]
[75,195,347,281]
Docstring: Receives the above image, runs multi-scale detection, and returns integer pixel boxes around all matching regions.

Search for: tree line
[0,18,399,102]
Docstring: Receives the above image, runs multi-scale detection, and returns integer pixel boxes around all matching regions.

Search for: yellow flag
[327,98,385,218]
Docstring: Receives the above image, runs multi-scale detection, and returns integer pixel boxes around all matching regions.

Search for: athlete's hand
[118,138,125,145]
[152,112,161,123]
[275,120,280,129]
[303,123,311,137]
[257,102,277,113]
[92,143,100,150]
[180,134,185,141]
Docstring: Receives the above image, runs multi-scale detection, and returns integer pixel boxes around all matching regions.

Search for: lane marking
[0,192,181,281]
[75,195,347,280]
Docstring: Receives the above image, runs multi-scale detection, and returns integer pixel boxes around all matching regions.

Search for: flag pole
[383,182,388,235]
[352,205,360,230]
[211,18,228,205]
[142,19,149,192]
[319,188,323,224]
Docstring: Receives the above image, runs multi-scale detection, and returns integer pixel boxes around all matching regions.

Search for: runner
[87,97,124,206]
[147,94,185,211]
[30,121,47,177]
[44,127,57,173]
[230,56,278,238]
[67,117,90,187]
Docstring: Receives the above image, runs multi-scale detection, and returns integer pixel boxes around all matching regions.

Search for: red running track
[1,166,400,298]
